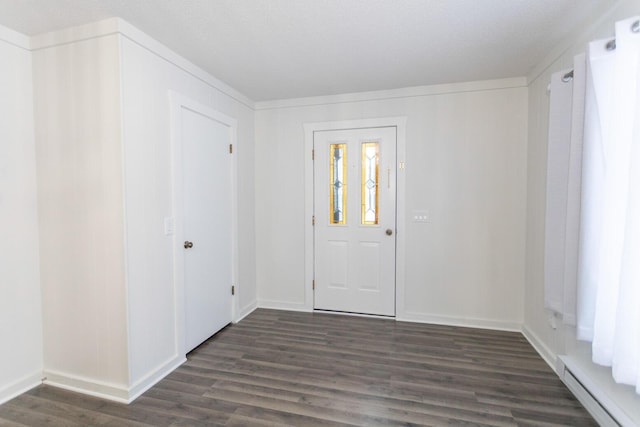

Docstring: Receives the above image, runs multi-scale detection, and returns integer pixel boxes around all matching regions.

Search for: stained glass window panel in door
[329,143,346,224]
[361,142,379,225]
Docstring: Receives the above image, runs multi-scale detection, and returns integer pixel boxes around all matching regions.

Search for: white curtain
[564,54,586,327]
[544,54,586,327]
[545,16,640,394]
[544,67,574,317]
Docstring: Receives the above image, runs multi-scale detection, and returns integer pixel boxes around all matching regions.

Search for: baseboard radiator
[557,358,624,426]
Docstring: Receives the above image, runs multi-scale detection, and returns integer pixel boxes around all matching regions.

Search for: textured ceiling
[0,0,614,101]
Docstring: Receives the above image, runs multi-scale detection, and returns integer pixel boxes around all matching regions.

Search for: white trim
[303,117,407,317]
[23,19,531,113]
[170,92,187,362]
[169,91,239,357]
[256,78,526,110]
[0,371,42,405]
[234,301,258,323]
[29,18,253,109]
[0,23,31,50]
[30,18,120,50]
[394,121,407,319]
[257,299,313,313]
[303,124,316,312]
[230,119,240,324]
[116,32,135,398]
[42,370,130,403]
[398,311,522,333]
[45,367,184,405]
[521,325,558,372]
[127,356,186,402]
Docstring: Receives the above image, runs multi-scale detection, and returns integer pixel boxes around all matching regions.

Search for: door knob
[385,229,393,236]
[184,240,193,249]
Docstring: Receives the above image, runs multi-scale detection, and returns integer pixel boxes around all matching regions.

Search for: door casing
[304,117,407,317]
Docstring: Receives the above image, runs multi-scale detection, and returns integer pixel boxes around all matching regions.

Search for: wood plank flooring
[0,309,597,426]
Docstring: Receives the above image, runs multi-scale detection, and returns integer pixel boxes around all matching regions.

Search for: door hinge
[312,280,315,290]
[231,285,235,296]
[312,215,315,226]
[229,144,233,154]
[312,149,314,160]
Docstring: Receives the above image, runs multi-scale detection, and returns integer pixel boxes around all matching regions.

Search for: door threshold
[313,309,395,319]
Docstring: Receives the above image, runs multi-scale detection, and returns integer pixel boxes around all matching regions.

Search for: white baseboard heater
[557,356,633,427]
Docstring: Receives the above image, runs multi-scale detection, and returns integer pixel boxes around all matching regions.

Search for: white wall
[524,0,640,423]
[255,79,528,329]
[29,19,258,401]
[118,23,256,392]
[0,25,43,404]
[32,31,130,397]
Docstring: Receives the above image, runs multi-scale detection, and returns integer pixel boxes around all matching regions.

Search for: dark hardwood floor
[0,309,596,426]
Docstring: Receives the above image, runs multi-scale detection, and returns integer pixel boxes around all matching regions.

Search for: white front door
[314,127,397,316]
[181,105,233,352]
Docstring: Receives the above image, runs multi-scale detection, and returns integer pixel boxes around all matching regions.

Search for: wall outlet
[547,312,558,330]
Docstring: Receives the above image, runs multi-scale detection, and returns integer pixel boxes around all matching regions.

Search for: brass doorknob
[184,241,193,249]
[385,229,393,236]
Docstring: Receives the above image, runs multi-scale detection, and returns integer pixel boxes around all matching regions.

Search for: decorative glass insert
[329,143,347,224]
[361,142,379,225]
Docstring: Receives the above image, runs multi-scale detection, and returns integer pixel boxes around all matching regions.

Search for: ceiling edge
[29,17,255,110]
[0,22,31,50]
[254,77,528,111]
[526,0,624,86]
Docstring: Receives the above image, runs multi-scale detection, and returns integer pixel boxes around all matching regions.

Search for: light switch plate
[412,210,429,223]
[164,217,175,236]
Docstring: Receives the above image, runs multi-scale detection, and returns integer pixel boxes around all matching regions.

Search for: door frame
[303,117,407,316]
[169,92,239,356]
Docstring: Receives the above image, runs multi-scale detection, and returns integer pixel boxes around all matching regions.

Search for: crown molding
[29,18,254,110]
[0,23,31,50]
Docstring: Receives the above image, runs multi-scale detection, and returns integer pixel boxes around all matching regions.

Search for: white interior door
[181,106,232,352]
[314,127,397,316]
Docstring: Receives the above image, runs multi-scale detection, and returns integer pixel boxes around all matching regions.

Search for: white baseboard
[521,325,558,373]
[235,300,257,323]
[256,305,521,331]
[257,299,312,312]
[0,371,42,405]
[397,311,522,332]
[44,354,186,404]
[127,355,186,402]
[43,370,130,403]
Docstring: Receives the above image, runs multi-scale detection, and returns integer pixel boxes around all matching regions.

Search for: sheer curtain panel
[544,67,574,317]
[545,16,640,394]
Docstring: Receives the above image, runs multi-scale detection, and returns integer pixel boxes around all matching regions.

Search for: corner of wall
[523,1,640,423]
[235,300,258,323]
[521,324,558,373]
[0,372,42,406]
[0,23,30,49]
[0,23,44,406]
